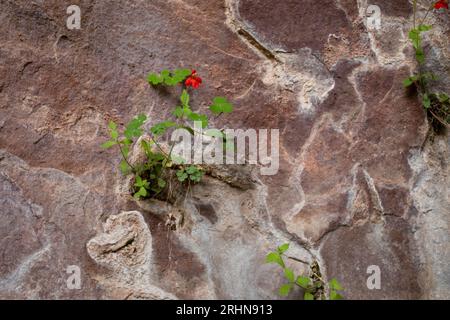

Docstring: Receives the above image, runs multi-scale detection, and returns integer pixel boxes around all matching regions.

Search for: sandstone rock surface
[0,0,449,299]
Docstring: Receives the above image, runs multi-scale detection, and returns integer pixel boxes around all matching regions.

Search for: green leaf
[158,178,166,188]
[173,106,185,119]
[330,290,344,300]
[174,69,191,81]
[151,121,177,136]
[124,114,147,139]
[186,166,198,174]
[418,24,432,32]
[438,93,449,103]
[122,144,130,158]
[329,278,344,291]
[110,130,119,140]
[176,169,188,182]
[423,94,431,109]
[180,89,190,107]
[403,78,413,87]
[277,243,289,254]
[141,139,153,155]
[119,160,130,174]
[161,70,170,78]
[304,292,314,300]
[296,276,310,289]
[278,284,293,297]
[135,175,143,187]
[408,29,421,50]
[147,73,163,85]
[265,252,285,268]
[189,171,203,183]
[209,96,233,115]
[122,138,132,146]
[134,186,147,200]
[101,140,117,149]
[415,47,425,64]
[403,77,415,88]
[188,113,208,128]
[108,121,117,130]
[284,268,295,283]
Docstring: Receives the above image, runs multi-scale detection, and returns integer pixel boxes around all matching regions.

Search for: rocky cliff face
[0,0,449,299]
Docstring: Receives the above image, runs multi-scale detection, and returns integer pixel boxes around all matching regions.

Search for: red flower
[434,0,448,9]
[185,70,202,89]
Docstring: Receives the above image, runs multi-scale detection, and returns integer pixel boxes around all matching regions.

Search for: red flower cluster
[185,70,202,89]
[434,0,449,10]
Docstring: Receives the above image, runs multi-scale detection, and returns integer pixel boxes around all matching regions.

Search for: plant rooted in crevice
[266,243,344,300]
[403,1,449,131]
[102,68,234,201]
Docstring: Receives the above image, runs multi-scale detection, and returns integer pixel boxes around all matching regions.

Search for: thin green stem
[150,135,170,159]
[117,140,135,171]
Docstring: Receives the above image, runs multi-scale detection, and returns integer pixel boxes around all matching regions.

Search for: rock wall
[0,0,449,299]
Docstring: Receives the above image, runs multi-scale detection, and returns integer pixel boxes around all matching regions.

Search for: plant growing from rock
[403,0,449,129]
[102,69,233,200]
[266,243,344,300]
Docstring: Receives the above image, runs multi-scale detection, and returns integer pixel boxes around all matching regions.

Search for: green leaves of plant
[408,25,431,65]
[150,121,176,136]
[187,112,208,128]
[120,160,130,174]
[209,97,233,115]
[403,75,419,88]
[101,121,120,149]
[277,243,289,254]
[423,93,431,108]
[265,252,285,268]
[176,169,188,182]
[296,276,310,289]
[134,175,150,199]
[408,29,421,50]
[266,243,289,269]
[304,292,314,300]
[418,24,432,32]
[284,268,295,283]
[438,93,449,103]
[147,69,191,86]
[415,48,425,64]
[124,115,147,140]
[279,284,293,297]
[147,73,163,85]
[101,140,116,149]
[180,89,190,107]
[104,67,237,201]
[265,243,346,301]
[176,166,203,183]
[328,278,344,300]
[329,278,343,291]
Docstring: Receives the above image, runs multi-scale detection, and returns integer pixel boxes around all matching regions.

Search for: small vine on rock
[266,243,344,300]
[102,68,234,200]
[404,1,449,130]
